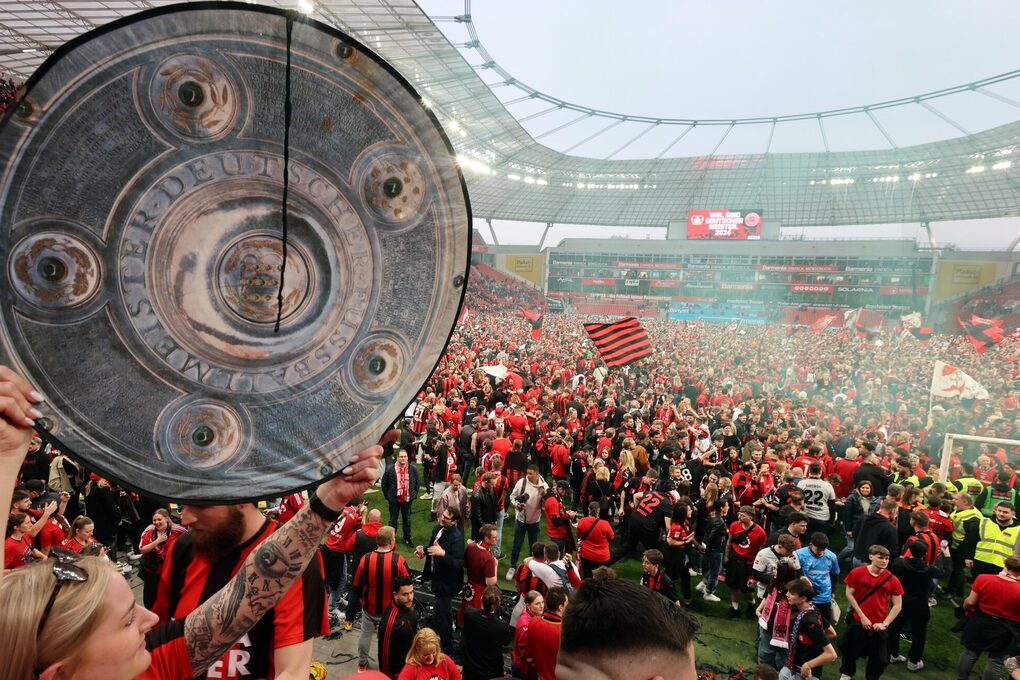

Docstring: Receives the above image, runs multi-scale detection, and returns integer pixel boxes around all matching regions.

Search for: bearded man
[153,502,329,680]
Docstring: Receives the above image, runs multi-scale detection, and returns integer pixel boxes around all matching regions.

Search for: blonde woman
[0,364,384,680]
[398,628,462,680]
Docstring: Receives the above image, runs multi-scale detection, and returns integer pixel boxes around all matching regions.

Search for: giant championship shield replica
[0,3,471,502]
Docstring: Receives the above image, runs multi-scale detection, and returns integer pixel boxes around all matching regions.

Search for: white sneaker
[890,655,906,664]
[505,567,515,581]
[907,661,924,672]
[839,675,852,680]
[927,597,937,607]
[695,581,707,593]
[421,492,433,500]
[703,592,721,602]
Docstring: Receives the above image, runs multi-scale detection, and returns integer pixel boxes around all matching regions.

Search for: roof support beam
[605,122,658,160]
[561,118,625,155]
[865,109,898,149]
[917,100,970,136]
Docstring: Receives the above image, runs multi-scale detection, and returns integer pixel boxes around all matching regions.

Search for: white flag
[931,361,988,400]
[900,312,922,328]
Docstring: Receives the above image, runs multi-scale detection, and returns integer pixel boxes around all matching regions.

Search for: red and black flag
[958,315,1005,354]
[457,304,471,324]
[519,306,543,341]
[583,316,653,367]
[810,314,838,331]
[853,309,885,339]
[908,327,933,344]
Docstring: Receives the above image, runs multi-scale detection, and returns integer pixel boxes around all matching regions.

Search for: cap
[555,480,571,490]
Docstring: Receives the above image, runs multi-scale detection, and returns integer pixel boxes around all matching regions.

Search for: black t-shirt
[675,459,705,489]
[790,606,828,669]
[632,491,674,530]
[461,608,513,678]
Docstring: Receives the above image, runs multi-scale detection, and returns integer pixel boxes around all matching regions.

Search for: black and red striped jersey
[153,518,329,680]
[353,549,411,616]
[904,528,940,565]
[515,560,546,596]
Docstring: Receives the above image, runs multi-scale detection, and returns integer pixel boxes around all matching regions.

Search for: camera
[513,492,530,506]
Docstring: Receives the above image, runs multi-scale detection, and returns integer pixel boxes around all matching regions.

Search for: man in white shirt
[507,465,549,580]
[798,461,837,536]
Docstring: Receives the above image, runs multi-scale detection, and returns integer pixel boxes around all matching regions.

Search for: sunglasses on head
[37,547,89,639]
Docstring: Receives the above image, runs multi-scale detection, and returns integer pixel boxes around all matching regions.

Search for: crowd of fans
[4,285,1020,679]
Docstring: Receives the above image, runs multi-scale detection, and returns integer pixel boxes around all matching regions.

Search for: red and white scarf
[397,464,409,503]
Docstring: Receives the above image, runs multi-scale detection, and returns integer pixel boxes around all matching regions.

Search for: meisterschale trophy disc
[0,2,471,503]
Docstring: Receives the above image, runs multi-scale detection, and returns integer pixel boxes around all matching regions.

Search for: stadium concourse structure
[1,0,1019,326]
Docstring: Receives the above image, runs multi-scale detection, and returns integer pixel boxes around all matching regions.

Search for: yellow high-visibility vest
[951,507,983,548]
[973,518,1020,568]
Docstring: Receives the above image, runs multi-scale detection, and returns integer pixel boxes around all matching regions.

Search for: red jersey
[526,613,563,680]
[844,566,904,624]
[923,507,953,543]
[324,506,362,553]
[544,494,570,540]
[971,573,1020,622]
[515,560,546,596]
[550,444,570,478]
[277,493,305,524]
[831,458,860,498]
[3,535,34,569]
[36,516,67,553]
[459,542,497,624]
[154,518,328,680]
[506,414,529,441]
[727,521,767,562]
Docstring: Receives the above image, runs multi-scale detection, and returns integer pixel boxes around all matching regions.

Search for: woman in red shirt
[398,628,462,680]
[4,513,43,569]
[576,501,615,576]
[664,502,696,606]
[61,516,105,555]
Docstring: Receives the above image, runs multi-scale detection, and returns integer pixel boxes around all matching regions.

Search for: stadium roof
[3,0,1020,228]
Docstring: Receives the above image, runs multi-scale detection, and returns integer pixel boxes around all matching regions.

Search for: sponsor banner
[844,266,904,273]
[791,283,835,293]
[836,285,876,294]
[581,277,616,286]
[758,264,840,272]
[686,263,715,270]
[683,282,715,289]
[650,279,680,289]
[720,282,755,291]
[672,296,718,303]
[879,285,925,295]
[614,261,684,269]
[471,244,489,253]
[687,209,763,240]
[624,279,641,287]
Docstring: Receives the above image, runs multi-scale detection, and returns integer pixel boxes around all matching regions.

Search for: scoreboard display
[687,209,762,240]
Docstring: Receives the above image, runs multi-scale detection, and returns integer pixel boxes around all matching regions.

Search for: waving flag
[900,312,923,328]
[853,309,885,338]
[583,317,653,367]
[519,306,543,341]
[457,304,471,324]
[958,315,1005,354]
[811,314,838,331]
[908,327,933,344]
[931,361,989,400]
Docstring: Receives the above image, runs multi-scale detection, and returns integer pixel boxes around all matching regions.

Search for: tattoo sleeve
[183,504,329,675]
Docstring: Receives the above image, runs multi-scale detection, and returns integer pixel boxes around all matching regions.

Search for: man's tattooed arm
[183,504,326,674]
[179,444,384,676]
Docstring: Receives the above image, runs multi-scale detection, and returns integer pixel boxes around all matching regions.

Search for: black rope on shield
[275,12,295,333]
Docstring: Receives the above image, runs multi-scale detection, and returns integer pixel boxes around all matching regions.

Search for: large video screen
[687,209,762,240]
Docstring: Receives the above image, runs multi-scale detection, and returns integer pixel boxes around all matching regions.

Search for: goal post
[938,433,1020,483]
